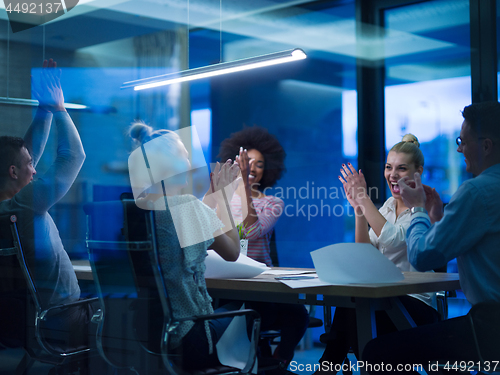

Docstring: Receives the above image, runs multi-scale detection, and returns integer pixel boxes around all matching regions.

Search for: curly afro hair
[218,126,286,190]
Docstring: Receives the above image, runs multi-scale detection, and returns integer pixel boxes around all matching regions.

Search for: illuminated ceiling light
[121,48,307,91]
[0,97,88,109]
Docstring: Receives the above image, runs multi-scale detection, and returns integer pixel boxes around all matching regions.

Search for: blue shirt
[406,163,500,306]
[0,111,84,308]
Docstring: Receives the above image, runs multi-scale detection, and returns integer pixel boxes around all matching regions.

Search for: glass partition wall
[0,0,495,276]
[384,0,471,203]
[0,1,497,364]
[3,0,488,265]
[0,1,358,267]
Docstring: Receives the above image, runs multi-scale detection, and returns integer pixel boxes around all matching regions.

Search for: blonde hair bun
[402,134,420,148]
[129,121,154,144]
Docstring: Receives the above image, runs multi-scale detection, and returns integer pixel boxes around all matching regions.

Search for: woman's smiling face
[384,151,423,198]
[247,149,265,186]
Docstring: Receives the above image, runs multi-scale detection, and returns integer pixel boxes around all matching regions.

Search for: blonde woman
[314,134,441,374]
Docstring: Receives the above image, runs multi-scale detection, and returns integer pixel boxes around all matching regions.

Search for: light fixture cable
[219,0,222,63]
[42,24,45,62]
[6,21,9,98]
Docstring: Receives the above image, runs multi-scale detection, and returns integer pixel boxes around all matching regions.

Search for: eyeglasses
[456,136,487,146]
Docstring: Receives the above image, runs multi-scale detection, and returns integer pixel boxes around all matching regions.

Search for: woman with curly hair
[218,126,286,265]
[219,126,309,366]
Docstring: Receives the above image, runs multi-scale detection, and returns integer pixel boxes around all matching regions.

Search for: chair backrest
[0,214,98,363]
[84,200,147,370]
[0,215,29,348]
[269,230,279,267]
[119,199,261,375]
[468,302,500,362]
[433,262,453,321]
[121,199,172,353]
[0,215,47,349]
[120,199,199,375]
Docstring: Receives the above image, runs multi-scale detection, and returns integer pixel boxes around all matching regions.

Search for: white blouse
[369,197,437,309]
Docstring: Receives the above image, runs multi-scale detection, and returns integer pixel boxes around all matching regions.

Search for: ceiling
[0,0,484,85]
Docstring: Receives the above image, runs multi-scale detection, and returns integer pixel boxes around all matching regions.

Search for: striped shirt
[230,194,284,266]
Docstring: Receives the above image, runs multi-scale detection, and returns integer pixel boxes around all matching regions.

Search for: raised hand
[32,59,65,112]
[210,160,241,201]
[338,163,368,207]
[398,173,426,209]
[423,184,444,223]
[235,147,252,190]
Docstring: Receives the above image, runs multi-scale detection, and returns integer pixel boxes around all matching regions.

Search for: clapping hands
[339,163,368,211]
[235,147,253,191]
[32,59,65,112]
[208,160,241,202]
[423,183,444,224]
[398,173,443,223]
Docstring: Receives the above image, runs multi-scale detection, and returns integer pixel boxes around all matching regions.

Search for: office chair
[433,263,456,321]
[0,214,99,375]
[84,200,165,374]
[260,231,323,357]
[467,302,500,364]
[436,301,500,374]
[85,199,263,375]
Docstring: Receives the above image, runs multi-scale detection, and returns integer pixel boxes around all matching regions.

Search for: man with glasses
[362,101,500,374]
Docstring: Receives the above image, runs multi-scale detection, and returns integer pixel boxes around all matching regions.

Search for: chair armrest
[33,297,100,358]
[91,309,103,324]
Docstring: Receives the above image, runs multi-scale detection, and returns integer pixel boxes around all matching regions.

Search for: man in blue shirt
[0,60,97,355]
[362,101,500,373]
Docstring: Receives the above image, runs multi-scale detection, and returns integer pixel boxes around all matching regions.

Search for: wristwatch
[410,206,427,215]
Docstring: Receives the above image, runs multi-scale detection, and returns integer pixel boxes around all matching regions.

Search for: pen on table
[275,275,317,280]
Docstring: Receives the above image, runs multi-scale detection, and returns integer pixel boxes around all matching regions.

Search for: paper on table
[261,269,316,276]
[278,278,333,289]
[311,243,404,284]
[216,304,258,374]
[204,250,269,279]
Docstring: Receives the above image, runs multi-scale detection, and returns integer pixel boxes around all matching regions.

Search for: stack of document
[204,250,269,279]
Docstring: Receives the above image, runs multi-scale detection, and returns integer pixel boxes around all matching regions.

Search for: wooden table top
[73,260,461,299]
[205,268,461,299]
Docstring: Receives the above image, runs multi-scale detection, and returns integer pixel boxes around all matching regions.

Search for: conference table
[73,261,461,369]
[206,269,460,358]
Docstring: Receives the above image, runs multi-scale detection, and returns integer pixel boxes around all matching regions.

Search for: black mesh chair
[262,231,323,354]
[433,263,456,321]
[436,301,500,373]
[84,200,164,374]
[85,199,262,375]
[466,301,500,364]
[0,214,99,375]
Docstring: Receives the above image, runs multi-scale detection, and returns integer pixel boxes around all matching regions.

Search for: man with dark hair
[0,59,95,352]
[0,136,28,185]
[362,101,500,373]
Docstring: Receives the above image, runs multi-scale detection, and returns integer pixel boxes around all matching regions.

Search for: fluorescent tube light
[0,97,88,110]
[121,48,307,91]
